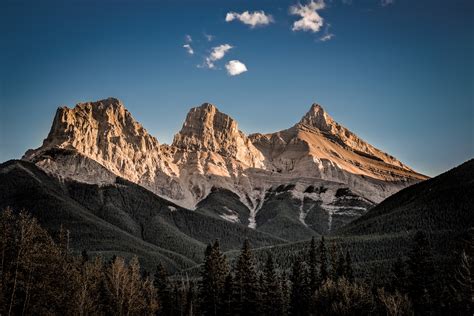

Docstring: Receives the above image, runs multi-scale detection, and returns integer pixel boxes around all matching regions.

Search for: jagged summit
[23,97,168,186]
[298,103,334,132]
[172,102,264,167]
[197,102,217,110]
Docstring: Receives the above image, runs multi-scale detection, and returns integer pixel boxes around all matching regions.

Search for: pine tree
[308,237,319,293]
[280,271,290,316]
[154,262,172,315]
[81,249,89,263]
[221,273,234,316]
[449,228,473,314]
[407,231,437,314]
[199,241,229,316]
[345,251,354,282]
[234,239,259,316]
[185,281,195,316]
[390,256,407,294]
[262,253,283,316]
[450,250,472,314]
[319,236,329,284]
[334,251,346,280]
[289,256,309,316]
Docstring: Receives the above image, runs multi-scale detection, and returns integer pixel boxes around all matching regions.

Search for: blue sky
[0,0,472,176]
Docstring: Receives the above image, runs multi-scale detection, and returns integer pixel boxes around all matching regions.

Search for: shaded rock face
[23,98,427,231]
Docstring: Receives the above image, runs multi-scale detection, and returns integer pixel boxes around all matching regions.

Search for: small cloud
[381,0,394,6]
[202,44,233,69]
[225,60,248,76]
[318,23,335,42]
[204,33,214,41]
[319,33,334,42]
[185,34,192,43]
[290,0,326,33]
[225,10,274,28]
[183,44,194,55]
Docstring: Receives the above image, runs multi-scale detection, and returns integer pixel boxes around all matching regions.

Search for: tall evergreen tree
[319,236,329,284]
[308,237,319,293]
[450,250,472,314]
[280,271,290,316]
[154,262,172,316]
[407,231,437,314]
[234,239,259,316]
[185,280,195,316]
[390,256,407,294]
[262,253,283,316]
[221,273,234,316]
[345,251,354,282]
[334,251,346,280]
[289,256,309,316]
[199,241,229,316]
[449,228,473,314]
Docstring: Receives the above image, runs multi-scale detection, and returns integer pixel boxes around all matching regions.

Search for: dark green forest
[1,209,472,316]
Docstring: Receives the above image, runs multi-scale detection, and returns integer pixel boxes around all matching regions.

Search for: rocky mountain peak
[298,103,335,132]
[23,98,165,182]
[172,103,264,167]
[41,98,158,149]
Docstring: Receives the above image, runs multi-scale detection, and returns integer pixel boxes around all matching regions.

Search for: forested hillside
[1,210,472,315]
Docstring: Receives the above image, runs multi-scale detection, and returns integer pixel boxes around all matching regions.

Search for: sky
[0,0,473,176]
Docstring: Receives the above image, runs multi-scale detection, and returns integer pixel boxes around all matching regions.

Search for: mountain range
[22,98,426,237]
[2,97,470,273]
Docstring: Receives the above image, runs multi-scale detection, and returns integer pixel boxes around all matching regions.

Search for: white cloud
[225,60,248,76]
[319,33,334,41]
[318,23,335,42]
[202,44,233,69]
[204,33,214,41]
[225,10,274,28]
[185,34,192,43]
[381,0,394,6]
[290,0,326,33]
[183,44,194,55]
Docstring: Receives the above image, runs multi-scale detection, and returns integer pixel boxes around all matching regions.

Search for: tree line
[1,209,472,315]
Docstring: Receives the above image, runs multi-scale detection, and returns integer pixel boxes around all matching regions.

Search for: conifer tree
[308,237,319,293]
[450,250,472,314]
[262,253,283,316]
[407,231,437,314]
[319,236,329,284]
[290,256,309,316]
[221,273,234,316]
[390,256,407,293]
[335,251,346,280]
[199,240,229,316]
[449,228,473,314]
[280,271,290,316]
[345,251,354,282]
[185,281,195,316]
[234,239,259,316]
[154,262,172,315]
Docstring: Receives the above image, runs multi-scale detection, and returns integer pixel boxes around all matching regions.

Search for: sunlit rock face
[172,103,265,169]
[24,98,427,232]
